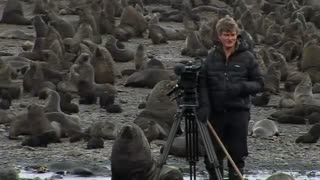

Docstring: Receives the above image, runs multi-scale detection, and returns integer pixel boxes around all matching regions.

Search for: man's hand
[197,107,209,122]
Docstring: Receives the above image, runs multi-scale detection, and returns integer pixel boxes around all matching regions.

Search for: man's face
[218,30,237,49]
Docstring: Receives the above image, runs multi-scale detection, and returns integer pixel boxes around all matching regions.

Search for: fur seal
[91,46,118,84]
[148,23,167,44]
[9,104,55,139]
[33,0,48,14]
[274,115,307,125]
[116,5,147,40]
[251,92,271,107]
[301,37,320,71]
[296,123,320,143]
[58,92,79,114]
[125,68,171,88]
[111,123,183,180]
[251,119,279,138]
[47,10,75,39]
[284,71,305,92]
[86,137,104,149]
[99,91,115,108]
[264,61,281,94]
[0,89,12,110]
[111,123,155,180]
[105,104,123,113]
[160,134,206,157]
[0,0,31,25]
[270,51,288,81]
[134,44,146,70]
[105,35,134,62]
[85,121,118,140]
[134,80,181,141]
[266,172,294,180]
[140,56,165,70]
[278,92,296,108]
[0,58,22,99]
[0,58,14,84]
[78,8,102,44]
[33,15,49,38]
[45,112,82,140]
[305,112,320,124]
[181,30,208,57]
[21,130,61,147]
[0,168,19,180]
[77,80,97,104]
[0,29,34,40]
[294,73,313,105]
[22,61,46,96]
[279,41,300,62]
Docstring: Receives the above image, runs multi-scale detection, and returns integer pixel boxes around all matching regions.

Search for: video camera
[167,58,203,106]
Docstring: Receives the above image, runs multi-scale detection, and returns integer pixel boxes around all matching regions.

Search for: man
[197,16,264,180]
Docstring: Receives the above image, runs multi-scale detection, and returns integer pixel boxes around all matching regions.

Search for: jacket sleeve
[198,59,210,108]
[241,52,264,95]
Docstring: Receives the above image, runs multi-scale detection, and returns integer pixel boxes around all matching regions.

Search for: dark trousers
[204,110,250,179]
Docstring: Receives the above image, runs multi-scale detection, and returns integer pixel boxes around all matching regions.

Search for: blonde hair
[215,15,239,35]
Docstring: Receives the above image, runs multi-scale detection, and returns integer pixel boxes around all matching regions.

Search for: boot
[206,160,224,180]
[228,167,244,180]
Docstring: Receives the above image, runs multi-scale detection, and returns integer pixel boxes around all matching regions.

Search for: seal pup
[251,119,279,138]
[294,73,313,105]
[59,92,79,114]
[296,123,320,143]
[251,91,271,107]
[105,104,123,113]
[86,137,104,149]
[21,130,61,147]
[0,0,31,25]
[85,121,119,140]
[77,80,97,104]
[105,35,134,62]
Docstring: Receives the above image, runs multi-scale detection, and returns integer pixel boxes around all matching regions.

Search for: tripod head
[167,58,203,106]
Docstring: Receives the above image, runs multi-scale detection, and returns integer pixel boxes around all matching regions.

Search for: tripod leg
[193,108,223,180]
[155,109,184,180]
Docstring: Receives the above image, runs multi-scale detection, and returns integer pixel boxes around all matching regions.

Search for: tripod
[155,87,224,180]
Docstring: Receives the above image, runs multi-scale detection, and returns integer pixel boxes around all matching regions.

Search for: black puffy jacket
[198,40,264,111]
